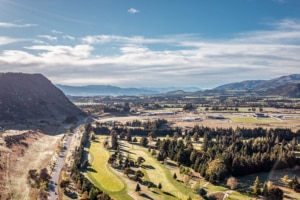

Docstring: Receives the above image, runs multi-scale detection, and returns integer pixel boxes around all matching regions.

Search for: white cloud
[0,36,25,45]
[32,40,48,45]
[25,45,93,60]
[0,22,37,28]
[63,35,75,40]
[52,29,63,34]
[275,19,300,30]
[128,8,140,14]
[0,18,300,88]
[81,35,171,45]
[38,35,57,41]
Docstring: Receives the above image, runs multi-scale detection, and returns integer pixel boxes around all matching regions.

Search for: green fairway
[87,138,125,192]
[230,116,278,123]
[129,144,200,200]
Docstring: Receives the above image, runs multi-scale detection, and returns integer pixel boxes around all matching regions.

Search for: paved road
[47,117,90,200]
[48,131,74,200]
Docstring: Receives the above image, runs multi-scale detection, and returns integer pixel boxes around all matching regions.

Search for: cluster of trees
[125,119,168,130]
[253,177,283,200]
[156,126,299,182]
[70,122,111,200]
[282,175,300,192]
[209,106,240,111]
[94,119,174,137]
[99,103,130,113]
[27,168,50,199]
[27,168,50,188]
[107,147,147,184]
[182,103,196,111]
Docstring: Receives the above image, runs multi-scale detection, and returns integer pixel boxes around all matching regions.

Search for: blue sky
[0,0,300,88]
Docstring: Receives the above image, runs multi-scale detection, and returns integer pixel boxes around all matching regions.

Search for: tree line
[70,122,111,200]
[155,126,299,183]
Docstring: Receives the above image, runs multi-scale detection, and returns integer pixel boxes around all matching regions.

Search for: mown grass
[87,138,257,200]
[130,144,200,200]
[229,116,278,123]
[226,191,252,200]
[87,138,134,200]
[87,139,125,192]
[143,107,182,113]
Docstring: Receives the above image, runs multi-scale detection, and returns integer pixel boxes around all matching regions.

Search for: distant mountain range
[56,84,200,96]
[57,74,300,97]
[214,80,265,90]
[213,74,300,98]
[57,74,300,98]
[214,74,300,91]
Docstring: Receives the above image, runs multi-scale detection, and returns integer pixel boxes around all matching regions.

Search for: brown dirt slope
[0,130,62,200]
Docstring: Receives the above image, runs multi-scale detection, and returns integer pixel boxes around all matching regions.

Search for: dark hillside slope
[212,74,300,97]
[253,74,300,91]
[267,83,300,98]
[0,73,83,122]
[214,80,265,90]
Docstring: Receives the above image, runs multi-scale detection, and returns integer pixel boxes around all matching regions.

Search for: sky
[0,0,300,89]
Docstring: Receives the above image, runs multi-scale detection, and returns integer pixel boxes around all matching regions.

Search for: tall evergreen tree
[253,176,261,195]
[135,183,141,192]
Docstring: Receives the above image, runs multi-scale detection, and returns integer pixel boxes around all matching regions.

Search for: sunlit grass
[230,117,278,123]
[87,138,125,192]
[143,107,182,113]
[130,144,199,200]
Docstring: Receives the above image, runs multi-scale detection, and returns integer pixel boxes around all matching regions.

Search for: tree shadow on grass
[163,191,176,197]
[140,193,154,200]
[166,161,177,167]
[120,148,136,155]
[86,167,97,173]
[151,190,159,195]
[141,164,155,170]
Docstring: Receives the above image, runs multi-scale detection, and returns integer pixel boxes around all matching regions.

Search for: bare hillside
[0,73,83,123]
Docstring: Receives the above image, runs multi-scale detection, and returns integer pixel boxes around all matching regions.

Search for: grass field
[129,144,198,199]
[87,135,300,200]
[87,137,203,199]
[87,139,125,192]
[229,116,279,123]
[87,138,134,200]
[143,107,182,113]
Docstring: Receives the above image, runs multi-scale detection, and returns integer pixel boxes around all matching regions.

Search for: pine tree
[262,181,268,197]
[185,132,191,142]
[253,176,261,195]
[193,132,199,142]
[158,182,162,190]
[135,183,141,192]
[202,132,209,151]
[173,172,177,179]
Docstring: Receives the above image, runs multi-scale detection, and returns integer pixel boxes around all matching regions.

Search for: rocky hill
[0,73,83,123]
